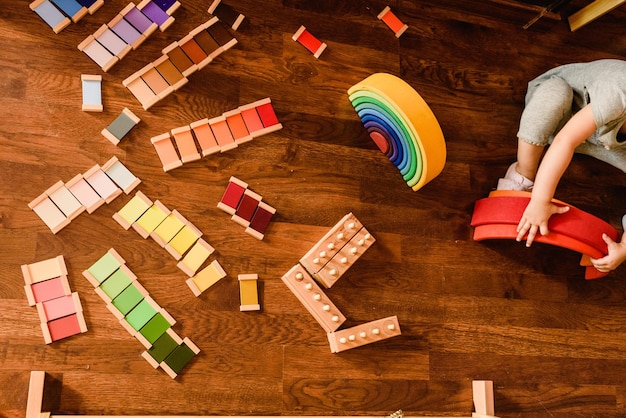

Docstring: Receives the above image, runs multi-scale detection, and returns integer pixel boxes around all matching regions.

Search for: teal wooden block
[111,282,144,315]
[139,313,171,344]
[125,299,157,331]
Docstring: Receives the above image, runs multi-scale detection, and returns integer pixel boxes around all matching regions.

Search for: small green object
[163,343,196,374]
[139,313,170,344]
[100,267,133,299]
[125,299,157,331]
[112,283,144,316]
[107,109,139,141]
[87,252,122,283]
[146,332,179,363]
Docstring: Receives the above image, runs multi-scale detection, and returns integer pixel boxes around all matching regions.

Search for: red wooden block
[46,314,84,342]
[292,25,327,58]
[30,277,70,304]
[217,177,248,215]
[232,190,261,227]
[246,201,275,240]
[256,101,280,128]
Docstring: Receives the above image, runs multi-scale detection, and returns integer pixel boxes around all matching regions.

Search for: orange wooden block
[151,133,183,172]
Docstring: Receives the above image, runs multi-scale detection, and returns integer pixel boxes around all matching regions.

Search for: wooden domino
[280,264,346,333]
[327,316,401,353]
[238,274,260,311]
[186,259,227,297]
[208,0,245,30]
[81,74,102,112]
[377,6,408,38]
[101,156,141,194]
[292,25,327,58]
[101,108,140,145]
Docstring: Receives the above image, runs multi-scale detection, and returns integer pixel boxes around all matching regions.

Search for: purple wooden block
[111,17,142,44]
[140,1,169,26]
[124,7,153,33]
[152,0,177,12]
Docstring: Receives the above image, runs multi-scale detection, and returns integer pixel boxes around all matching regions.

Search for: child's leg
[516,76,573,180]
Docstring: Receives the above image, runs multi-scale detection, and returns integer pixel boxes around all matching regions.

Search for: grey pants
[517,76,574,146]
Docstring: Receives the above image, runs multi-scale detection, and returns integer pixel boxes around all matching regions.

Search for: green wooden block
[112,283,144,316]
[163,342,196,374]
[87,251,123,283]
[100,267,133,299]
[139,312,170,344]
[146,332,179,363]
[125,299,157,331]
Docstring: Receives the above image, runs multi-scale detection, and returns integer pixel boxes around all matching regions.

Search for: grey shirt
[526,59,626,148]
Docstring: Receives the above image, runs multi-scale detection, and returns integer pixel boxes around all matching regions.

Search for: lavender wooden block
[125,6,153,33]
[111,17,142,44]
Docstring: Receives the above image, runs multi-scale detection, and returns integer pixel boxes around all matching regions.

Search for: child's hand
[516,199,570,247]
[590,233,626,272]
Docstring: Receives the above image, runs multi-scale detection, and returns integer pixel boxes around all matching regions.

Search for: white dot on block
[295,272,303,281]
[305,283,313,290]
[313,293,321,301]
[337,232,344,240]
[372,328,380,335]
[319,251,326,258]
[327,243,334,250]
[350,247,358,255]
[340,257,348,264]
[339,337,347,344]
[331,315,339,322]
[329,268,337,276]
[348,334,356,341]
[322,304,330,311]
[359,331,367,338]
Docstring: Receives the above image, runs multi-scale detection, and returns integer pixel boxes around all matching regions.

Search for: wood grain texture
[2,0,626,417]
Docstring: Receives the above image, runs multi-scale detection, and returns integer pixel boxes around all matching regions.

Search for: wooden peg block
[281,264,345,333]
[327,316,401,353]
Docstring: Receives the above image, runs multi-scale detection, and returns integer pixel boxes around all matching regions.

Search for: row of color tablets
[217,176,277,241]
[28,156,141,234]
[123,17,237,110]
[78,0,180,72]
[83,248,199,378]
[151,97,282,172]
[22,255,87,344]
[112,190,227,297]
[30,0,103,33]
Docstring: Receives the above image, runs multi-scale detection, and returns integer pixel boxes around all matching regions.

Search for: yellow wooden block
[113,191,152,230]
[133,200,170,238]
[186,260,226,296]
[238,274,260,311]
[165,223,202,260]
[177,239,214,276]
[151,210,186,247]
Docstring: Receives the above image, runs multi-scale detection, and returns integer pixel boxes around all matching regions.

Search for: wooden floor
[2,0,626,417]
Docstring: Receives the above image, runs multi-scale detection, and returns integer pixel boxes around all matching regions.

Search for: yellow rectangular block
[132,200,170,238]
[165,222,202,260]
[186,260,226,296]
[238,274,260,311]
[151,210,186,247]
[177,239,214,277]
[113,191,152,230]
